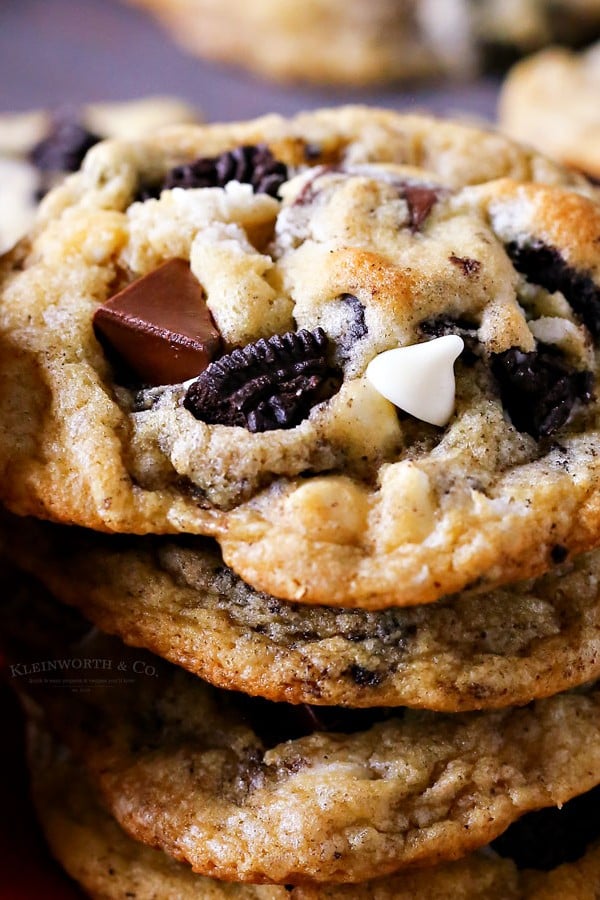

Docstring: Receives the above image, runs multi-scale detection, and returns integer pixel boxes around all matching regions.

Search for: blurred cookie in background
[499,42,600,182]
[0,96,201,254]
[122,0,600,85]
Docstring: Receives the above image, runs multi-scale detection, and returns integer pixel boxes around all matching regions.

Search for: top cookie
[1,106,600,609]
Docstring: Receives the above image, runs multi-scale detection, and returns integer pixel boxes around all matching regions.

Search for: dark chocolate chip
[550,544,568,564]
[184,328,342,432]
[162,144,288,197]
[491,784,600,870]
[506,241,600,338]
[93,259,221,386]
[491,345,594,439]
[449,255,481,276]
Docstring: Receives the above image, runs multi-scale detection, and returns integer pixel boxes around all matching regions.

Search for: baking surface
[0,0,500,122]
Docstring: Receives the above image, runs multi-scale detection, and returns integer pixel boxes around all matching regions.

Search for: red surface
[0,671,84,900]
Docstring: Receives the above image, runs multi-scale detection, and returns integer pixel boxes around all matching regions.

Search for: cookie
[4,576,600,886]
[499,43,600,182]
[123,0,600,85]
[3,512,600,711]
[28,723,600,899]
[2,108,599,609]
[0,96,201,253]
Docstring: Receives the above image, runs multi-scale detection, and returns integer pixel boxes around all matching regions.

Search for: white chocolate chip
[365,335,464,427]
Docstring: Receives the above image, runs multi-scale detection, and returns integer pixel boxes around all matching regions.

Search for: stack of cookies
[1,106,600,897]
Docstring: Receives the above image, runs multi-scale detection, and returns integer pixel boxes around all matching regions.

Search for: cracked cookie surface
[5,574,600,886]
[28,724,600,899]
[3,512,600,711]
[2,107,600,608]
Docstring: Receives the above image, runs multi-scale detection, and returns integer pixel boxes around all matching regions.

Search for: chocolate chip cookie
[499,42,600,181]
[28,723,600,898]
[3,512,600,711]
[0,97,201,253]
[123,0,600,84]
[5,576,600,885]
[1,107,599,609]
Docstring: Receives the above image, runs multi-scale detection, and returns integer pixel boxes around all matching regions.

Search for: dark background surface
[0,0,500,122]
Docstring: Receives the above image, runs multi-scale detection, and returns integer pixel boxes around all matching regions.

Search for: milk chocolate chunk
[93,259,221,386]
[399,183,443,231]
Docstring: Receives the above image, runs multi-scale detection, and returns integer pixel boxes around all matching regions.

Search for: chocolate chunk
[506,241,600,338]
[401,184,442,231]
[93,259,221,386]
[491,784,600,870]
[491,345,594,439]
[162,144,288,197]
[184,328,342,432]
[30,115,101,199]
[449,255,481,276]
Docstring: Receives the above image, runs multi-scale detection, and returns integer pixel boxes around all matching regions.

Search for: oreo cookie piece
[184,328,342,432]
[163,144,288,197]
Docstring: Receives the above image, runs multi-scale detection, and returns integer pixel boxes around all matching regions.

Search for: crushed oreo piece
[420,316,480,365]
[506,241,600,338]
[184,328,342,432]
[491,345,594,439]
[339,294,367,342]
[346,665,384,687]
[334,293,368,363]
[162,144,288,197]
[492,784,600,870]
[29,116,101,198]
